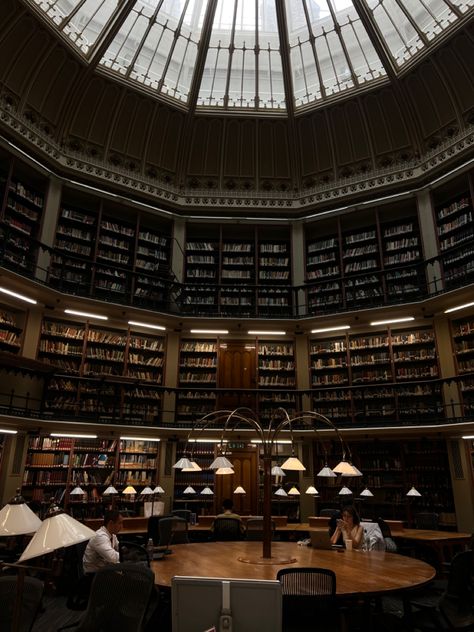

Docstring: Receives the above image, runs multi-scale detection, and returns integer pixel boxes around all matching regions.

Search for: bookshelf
[176,339,218,422]
[184,235,219,312]
[257,240,292,316]
[0,309,22,353]
[306,230,342,311]
[134,224,170,306]
[305,205,422,313]
[22,436,73,506]
[220,240,255,315]
[433,174,474,289]
[94,215,136,297]
[452,317,474,418]
[257,341,297,424]
[117,439,160,487]
[310,326,441,425]
[50,204,98,291]
[381,216,422,300]
[38,318,165,423]
[1,176,44,271]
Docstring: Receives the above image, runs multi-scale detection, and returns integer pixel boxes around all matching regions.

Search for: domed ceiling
[0,0,473,215]
[24,0,474,111]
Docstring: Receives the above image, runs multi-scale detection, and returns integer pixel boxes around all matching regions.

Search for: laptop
[310,530,333,550]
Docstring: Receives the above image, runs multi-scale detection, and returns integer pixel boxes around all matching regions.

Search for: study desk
[150,541,435,598]
[391,528,472,566]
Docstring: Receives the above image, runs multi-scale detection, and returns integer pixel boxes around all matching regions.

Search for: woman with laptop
[330,506,364,549]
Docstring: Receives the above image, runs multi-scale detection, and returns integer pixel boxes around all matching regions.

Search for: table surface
[150,541,435,597]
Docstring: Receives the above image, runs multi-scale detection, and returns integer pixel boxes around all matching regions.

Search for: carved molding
[0,97,473,216]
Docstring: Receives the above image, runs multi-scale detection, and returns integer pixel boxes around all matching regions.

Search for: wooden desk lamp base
[238,554,297,565]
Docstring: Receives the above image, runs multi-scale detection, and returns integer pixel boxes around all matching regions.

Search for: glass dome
[27,0,474,111]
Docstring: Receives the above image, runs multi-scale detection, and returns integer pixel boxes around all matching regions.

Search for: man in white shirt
[83,510,123,574]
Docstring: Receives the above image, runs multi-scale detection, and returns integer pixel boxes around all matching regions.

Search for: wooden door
[217,341,256,410]
[214,448,259,515]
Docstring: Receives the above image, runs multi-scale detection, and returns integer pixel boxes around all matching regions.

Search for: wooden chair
[415,512,440,530]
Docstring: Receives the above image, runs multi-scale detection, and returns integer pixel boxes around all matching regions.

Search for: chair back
[277,567,336,597]
[159,516,189,546]
[76,563,154,632]
[415,512,439,530]
[439,550,474,627]
[172,509,192,523]
[277,568,341,630]
[212,517,242,541]
[119,541,150,566]
[245,517,275,541]
[0,575,43,632]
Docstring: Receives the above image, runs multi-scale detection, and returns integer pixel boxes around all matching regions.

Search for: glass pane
[197,0,284,110]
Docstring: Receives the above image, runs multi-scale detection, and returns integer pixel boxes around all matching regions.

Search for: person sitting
[211,499,245,537]
[330,506,364,549]
[83,510,123,574]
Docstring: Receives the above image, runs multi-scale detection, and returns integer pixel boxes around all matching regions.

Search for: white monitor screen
[172,576,282,632]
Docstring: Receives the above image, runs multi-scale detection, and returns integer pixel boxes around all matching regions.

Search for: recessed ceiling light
[64,309,108,320]
[248,330,286,335]
[370,317,414,326]
[311,325,350,333]
[128,320,166,330]
[50,432,98,439]
[0,287,37,304]
[120,436,161,442]
[190,329,229,334]
[445,301,474,314]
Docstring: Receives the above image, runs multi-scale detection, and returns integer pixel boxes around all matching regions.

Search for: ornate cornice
[0,94,473,218]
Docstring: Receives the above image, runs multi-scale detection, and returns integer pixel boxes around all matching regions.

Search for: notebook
[310,530,333,550]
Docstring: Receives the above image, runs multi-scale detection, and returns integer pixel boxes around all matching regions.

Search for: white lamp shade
[103,486,119,496]
[141,486,154,495]
[333,461,362,476]
[317,466,337,478]
[70,486,84,496]
[182,461,202,472]
[339,486,353,495]
[280,456,306,471]
[173,457,193,469]
[209,455,233,470]
[360,487,374,497]
[19,513,95,562]
[153,486,165,494]
[271,466,286,477]
[201,487,214,495]
[407,486,422,497]
[274,487,288,497]
[0,503,42,536]
[183,486,196,494]
[305,486,319,495]
[233,486,246,494]
[122,485,137,495]
[215,467,234,475]
[288,486,300,496]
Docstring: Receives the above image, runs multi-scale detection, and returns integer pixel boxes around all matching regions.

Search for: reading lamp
[0,489,42,536]
[2,500,95,632]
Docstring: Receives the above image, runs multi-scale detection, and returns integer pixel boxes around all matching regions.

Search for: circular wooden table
[151,542,435,597]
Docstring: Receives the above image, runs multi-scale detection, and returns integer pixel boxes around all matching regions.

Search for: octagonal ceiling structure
[0,0,472,216]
